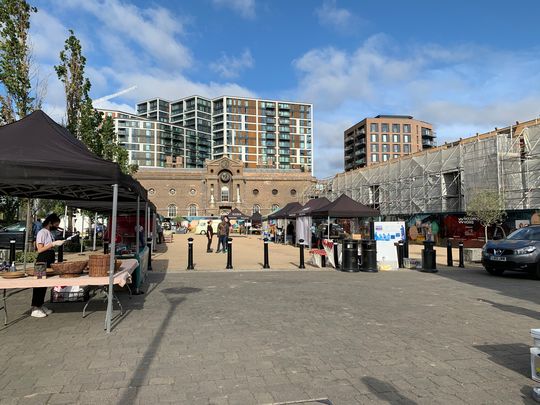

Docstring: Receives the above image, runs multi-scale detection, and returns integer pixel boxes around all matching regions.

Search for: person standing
[287,221,295,244]
[206,220,214,252]
[33,213,65,318]
[216,216,230,253]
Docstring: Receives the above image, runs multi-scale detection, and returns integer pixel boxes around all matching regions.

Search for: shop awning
[310,194,379,218]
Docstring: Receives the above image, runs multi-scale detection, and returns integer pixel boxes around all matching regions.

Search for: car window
[507,227,540,241]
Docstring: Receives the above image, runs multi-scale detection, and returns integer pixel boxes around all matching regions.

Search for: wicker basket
[88,255,121,277]
[50,260,88,278]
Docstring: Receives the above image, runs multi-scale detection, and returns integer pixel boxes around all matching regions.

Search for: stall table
[117,246,149,293]
[0,259,137,325]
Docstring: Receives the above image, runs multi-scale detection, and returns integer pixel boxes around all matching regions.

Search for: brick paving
[1,257,539,404]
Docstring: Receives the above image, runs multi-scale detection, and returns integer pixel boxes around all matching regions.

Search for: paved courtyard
[1,257,539,404]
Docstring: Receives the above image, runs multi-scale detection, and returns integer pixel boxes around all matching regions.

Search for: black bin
[360,239,378,272]
[421,241,437,272]
[341,239,359,272]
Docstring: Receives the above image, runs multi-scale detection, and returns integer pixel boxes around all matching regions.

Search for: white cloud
[212,0,256,19]
[291,36,540,177]
[316,0,353,30]
[210,49,254,79]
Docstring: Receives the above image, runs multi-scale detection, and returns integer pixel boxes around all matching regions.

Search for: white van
[195,220,219,235]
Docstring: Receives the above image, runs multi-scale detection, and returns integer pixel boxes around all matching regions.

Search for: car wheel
[485,267,504,276]
[534,263,540,280]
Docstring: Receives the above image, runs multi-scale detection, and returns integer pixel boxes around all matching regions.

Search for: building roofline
[136,94,313,107]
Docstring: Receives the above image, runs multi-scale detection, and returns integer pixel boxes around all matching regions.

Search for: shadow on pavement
[520,385,537,404]
[117,284,202,404]
[435,267,540,306]
[361,376,417,404]
[478,298,540,321]
[474,343,530,378]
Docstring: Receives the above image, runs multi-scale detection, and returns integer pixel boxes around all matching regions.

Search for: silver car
[482,225,540,278]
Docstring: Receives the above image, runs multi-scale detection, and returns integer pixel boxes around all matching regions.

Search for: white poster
[374,221,406,270]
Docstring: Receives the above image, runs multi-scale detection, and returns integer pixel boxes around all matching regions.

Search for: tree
[54,30,89,136]
[55,31,137,176]
[466,190,506,242]
[0,0,37,123]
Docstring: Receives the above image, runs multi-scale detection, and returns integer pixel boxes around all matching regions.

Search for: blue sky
[31,0,540,178]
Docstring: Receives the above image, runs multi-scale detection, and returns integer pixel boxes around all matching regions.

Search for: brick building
[135,157,316,218]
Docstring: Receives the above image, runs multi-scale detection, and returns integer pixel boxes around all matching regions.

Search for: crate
[50,286,90,303]
[403,258,421,269]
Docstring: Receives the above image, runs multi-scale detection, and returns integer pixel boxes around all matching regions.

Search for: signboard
[374,221,406,270]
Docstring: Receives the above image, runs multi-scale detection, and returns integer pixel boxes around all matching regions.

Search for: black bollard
[187,237,194,270]
[298,239,305,269]
[458,241,465,268]
[226,238,233,269]
[403,238,409,259]
[421,240,437,273]
[103,241,109,254]
[395,240,404,268]
[263,238,270,269]
[9,240,16,264]
[446,240,453,267]
[333,240,340,269]
[57,244,64,263]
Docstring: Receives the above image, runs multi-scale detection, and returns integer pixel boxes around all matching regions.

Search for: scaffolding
[303,121,540,215]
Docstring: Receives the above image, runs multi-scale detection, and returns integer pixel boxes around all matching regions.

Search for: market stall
[295,197,330,247]
[267,202,303,243]
[0,110,148,332]
[1,259,138,325]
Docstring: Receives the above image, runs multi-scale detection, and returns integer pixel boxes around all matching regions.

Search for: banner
[374,221,405,270]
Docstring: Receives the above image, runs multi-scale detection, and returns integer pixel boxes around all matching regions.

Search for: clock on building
[220,171,231,183]
[221,160,230,169]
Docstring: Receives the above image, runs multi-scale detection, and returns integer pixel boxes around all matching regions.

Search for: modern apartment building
[100,110,190,168]
[344,115,434,171]
[133,95,313,172]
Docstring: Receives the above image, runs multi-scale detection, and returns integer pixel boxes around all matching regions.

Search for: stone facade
[135,157,316,218]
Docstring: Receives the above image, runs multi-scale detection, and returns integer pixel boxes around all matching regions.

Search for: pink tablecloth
[0,259,138,289]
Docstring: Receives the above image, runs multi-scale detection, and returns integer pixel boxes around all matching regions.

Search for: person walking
[216,216,230,253]
[33,213,65,318]
[206,220,214,252]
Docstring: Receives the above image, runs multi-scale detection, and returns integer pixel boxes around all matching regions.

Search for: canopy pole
[80,213,85,254]
[136,196,140,253]
[23,199,31,272]
[92,212,97,251]
[63,205,68,239]
[144,202,149,246]
[106,184,118,334]
[327,216,330,239]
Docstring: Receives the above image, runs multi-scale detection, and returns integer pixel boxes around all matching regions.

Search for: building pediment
[206,157,244,175]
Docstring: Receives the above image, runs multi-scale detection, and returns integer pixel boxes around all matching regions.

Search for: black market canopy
[296,197,331,217]
[0,110,146,202]
[267,202,303,220]
[228,207,249,220]
[250,212,262,225]
[310,194,379,218]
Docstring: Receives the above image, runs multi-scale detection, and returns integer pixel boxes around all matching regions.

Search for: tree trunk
[484,225,488,243]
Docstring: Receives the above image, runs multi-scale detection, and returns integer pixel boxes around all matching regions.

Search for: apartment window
[370,123,379,132]
[404,144,411,153]
[403,124,411,133]
[370,134,378,142]
[188,204,198,217]
[370,144,379,152]
[392,134,400,143]
[393,154,400,159]
[382,154,389,162]
[393,144,401,153]
[381,134,389,142]
[371,154,379,162]
[382,144,389,152]
[403,134,411,143]
[167,204,177,218]
[221,186,229,202]
[392,124,400,133]
[381,123,389,132]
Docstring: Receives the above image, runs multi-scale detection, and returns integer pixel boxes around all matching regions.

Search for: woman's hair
[43,213,61,227]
